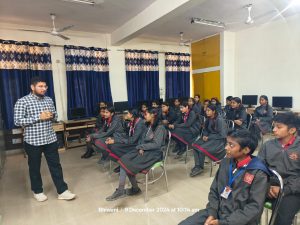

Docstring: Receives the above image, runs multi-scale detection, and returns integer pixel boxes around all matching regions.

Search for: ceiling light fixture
[191,17,225,28]
[62,0,98,5]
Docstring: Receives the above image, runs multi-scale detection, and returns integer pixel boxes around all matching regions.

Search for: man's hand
[40,111,53,121]
[234,120,242,126]
[204,216,215,225]
[268,186,280,199]
[203,136,208,141]
[138,149,144,156]
[105,138,115,145]
[168,124,174,129]
[162,120,168,125]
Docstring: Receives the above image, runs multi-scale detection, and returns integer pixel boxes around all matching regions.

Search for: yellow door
[193,71,220,101]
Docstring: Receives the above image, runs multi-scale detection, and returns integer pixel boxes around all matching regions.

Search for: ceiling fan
[225,4,277,27]
[179,32,191,47]
[245,4,254,24]
[17,14,74,40]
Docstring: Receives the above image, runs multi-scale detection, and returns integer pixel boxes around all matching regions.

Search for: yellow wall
[191,35,220,70]
[191,34,220,101]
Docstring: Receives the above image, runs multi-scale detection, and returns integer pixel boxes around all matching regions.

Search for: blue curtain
[0,40,55,129]
[165,52,190,99]
[125,50,159,107]
[64,45,112,118]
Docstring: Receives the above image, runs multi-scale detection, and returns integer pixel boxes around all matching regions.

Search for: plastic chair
[262,169,284,225]
[140,130,172,202]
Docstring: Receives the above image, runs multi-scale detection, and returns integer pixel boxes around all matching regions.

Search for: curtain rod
[117,49,189,54]
[50,44,111,51]
[50,45,185,54]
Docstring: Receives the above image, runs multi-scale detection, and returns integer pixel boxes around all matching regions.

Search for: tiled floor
[0,147,215,225]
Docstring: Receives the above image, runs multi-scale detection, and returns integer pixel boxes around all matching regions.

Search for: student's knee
[178,211,207,225]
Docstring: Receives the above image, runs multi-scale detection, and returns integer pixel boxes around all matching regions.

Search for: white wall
[0,23,189,120]
[221,31,236,103]
[235,14,300,110]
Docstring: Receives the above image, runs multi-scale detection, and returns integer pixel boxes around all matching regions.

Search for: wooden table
[63,118,96,149]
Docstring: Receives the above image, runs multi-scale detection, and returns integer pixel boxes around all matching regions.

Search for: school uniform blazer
[258,137,300,196]
[95,115,105,129]
[253,105,273,122]
[136,124,166,151]
[226,106,247,129]
[192,103,201,115]
[90,115,126,141]
[224,105,232,116]
[114,118,146,145]
[206,157,270,225]
[203,116,227,140]
[160,108,178,125]
[174,110,200,135]
[173,106,182,119]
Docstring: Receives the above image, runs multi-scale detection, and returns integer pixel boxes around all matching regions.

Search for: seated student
[87,106,127,164]
[226,97,247,130]
[105,108,167,201]
[210,97,223,115]
[169,101,199,158]
[139,103,148,119]
[81,106,107,159]
[160,102,179,128]
[151,100,161,116]
[99,101,107,108]
[188,97,201,116]
[258,113,300,225]
[250,95,273,140]
[223,96,233,116]
[105,109,146,172]
[179,129,270,225]
[201,99,211,117]
[190,105,227,177]
[173,98,182,118]
[194,94,202,113]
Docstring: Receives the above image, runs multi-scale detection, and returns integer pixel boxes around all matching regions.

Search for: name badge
[221,186,232,199]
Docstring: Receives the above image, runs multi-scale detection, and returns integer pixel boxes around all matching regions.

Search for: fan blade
[225,21,241,25]
[56,25,74,32]
[16,29,50,33]
[55,33,70,40]
[253,10,277,20]
[183,39,192,44]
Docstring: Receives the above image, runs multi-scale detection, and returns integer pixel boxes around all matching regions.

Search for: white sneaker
[33,193,48,202]
[58,190,76,200]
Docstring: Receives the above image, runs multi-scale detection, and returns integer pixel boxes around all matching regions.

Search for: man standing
[14,76,76,202]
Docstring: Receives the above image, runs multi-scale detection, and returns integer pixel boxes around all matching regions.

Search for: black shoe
[81,151,89,158]
[113,166,120,173]
[126,187,141,196]
[84,149,94,158]
[106,189,126,201]
[190,167,203,177]
[174,149,186,159]
[191,166,199,172]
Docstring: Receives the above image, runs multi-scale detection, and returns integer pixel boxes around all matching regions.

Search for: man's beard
[33,91,45,98]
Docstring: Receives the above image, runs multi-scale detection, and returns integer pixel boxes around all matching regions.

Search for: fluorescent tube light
[191,17,225,28]
[62,0,96,5]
